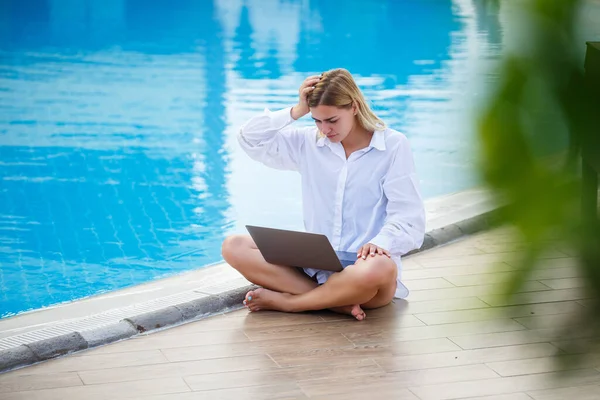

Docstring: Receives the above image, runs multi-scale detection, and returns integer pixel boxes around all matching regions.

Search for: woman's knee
[353,256,397,288]
[221,234,252,265]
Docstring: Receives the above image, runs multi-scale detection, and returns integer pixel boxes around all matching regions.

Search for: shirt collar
[316,134,327,147]
[370,129,386,151]
[317,129,386,151]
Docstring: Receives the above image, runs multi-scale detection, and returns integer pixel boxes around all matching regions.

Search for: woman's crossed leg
[221,234,397,320]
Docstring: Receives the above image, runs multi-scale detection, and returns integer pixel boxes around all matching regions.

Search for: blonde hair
[307,68,385,132]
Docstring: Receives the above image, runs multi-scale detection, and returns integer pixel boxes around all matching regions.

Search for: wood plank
[270,338,461,368]
[417,252,569,269]
[0,377,190,400]
[445,267,580,287]
[374,343,558,372]
[577,299,598,308]
[450,326,595,350]
[380,363,503,384]
[74,329,251,356]
[527,384,600,400]
[188,384,307,400]
[9,349,169,375]
[505,257,580,269]
[404,263,517,280]
[402,278,456,290]
[183,358,383,391]
[308,388,420,400]
[415,301,584,325]
[469,235,531,245]
[127,383,308,400]
[474,244,568,258]
[473,242,533,253]
[540,277,585,289]
[345,319,526,346]
[165,310,327,334]
[242,315,425,341]
[408,281,549,302]
[297,364,499,397]
[479,288,591,307]
[450,330,547,350]
[416,244,486,259]
[161,333,351,362]
[486,353,600,377]
[406,297,492,314]
[0,372,83,393]
[77,355,277,385]
[408,369,600,400]
[401,258,424,270]
[513,313,578,330]
[550,338,600,354]
[451,394,534,400]
[418,255,515,268]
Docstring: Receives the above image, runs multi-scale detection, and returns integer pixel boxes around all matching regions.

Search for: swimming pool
[0,0,503,318]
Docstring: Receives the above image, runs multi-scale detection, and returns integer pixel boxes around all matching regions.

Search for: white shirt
[238,107,426,298]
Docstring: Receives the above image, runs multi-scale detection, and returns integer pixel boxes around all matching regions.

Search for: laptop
[245,225,357,271]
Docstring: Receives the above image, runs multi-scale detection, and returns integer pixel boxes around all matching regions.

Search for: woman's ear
[352,101,358,116]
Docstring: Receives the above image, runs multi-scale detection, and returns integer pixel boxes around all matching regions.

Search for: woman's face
[310,104,356,143]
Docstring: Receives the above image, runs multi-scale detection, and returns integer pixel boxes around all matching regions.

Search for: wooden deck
[1,228,599,399]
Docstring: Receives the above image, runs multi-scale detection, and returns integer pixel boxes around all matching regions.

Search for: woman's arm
[238,107,312,171]
[367,136,426,256]
[238,76,321,171]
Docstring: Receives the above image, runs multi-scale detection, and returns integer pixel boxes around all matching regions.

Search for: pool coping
[0,187,501,374]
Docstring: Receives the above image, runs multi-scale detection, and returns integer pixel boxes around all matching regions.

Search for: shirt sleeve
[368,136,426,256]
[237,106,311,171]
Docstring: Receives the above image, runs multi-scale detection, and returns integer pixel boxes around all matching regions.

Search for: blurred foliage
[477,0,600,369]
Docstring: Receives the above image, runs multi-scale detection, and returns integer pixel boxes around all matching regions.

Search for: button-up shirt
[238,106,425,298]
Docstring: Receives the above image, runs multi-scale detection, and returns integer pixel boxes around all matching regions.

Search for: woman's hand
[291,75,321,120]
[357,243,391,260]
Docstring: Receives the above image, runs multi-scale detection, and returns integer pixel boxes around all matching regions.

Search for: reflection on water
[0,0,503,317]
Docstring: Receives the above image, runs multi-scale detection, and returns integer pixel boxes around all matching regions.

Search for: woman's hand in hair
[291,75,321,120]
[357,243,391,260]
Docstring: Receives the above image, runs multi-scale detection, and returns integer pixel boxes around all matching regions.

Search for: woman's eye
[330,120,338,124]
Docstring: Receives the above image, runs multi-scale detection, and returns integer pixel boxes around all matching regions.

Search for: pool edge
[0,284,259,373]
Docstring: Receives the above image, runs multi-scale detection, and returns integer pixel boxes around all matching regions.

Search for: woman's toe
[351,305,366,321]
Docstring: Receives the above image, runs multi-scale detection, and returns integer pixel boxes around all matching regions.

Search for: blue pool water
[0,0,505,318]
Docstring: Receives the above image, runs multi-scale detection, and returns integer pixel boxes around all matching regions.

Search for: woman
[221,68,425,320]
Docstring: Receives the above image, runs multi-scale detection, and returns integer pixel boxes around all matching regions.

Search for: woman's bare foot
[242,288,366,320]
[243,288,291,312]
[329,304,366,321]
